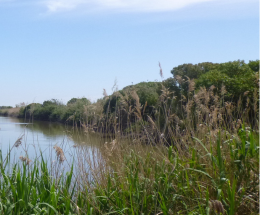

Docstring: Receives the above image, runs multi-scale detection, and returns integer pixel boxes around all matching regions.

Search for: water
[0,116,103,165]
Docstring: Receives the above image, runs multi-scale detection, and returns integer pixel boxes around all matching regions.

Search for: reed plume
[14,136,23,147]
[159,62,163,78]
[209,200,225,214]
[103,89,108,97]
[53,145,65,163]
[19,156,31,165]
[131,90,142,120]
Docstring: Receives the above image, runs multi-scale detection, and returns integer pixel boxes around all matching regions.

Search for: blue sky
[0,0,259,106]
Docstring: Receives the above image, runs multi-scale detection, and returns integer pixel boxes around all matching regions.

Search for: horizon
[1,59,258,108]
[0,0,259,107]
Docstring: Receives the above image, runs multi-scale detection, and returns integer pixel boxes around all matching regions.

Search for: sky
[0,0,259,106]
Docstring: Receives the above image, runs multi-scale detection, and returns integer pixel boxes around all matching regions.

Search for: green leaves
[195,60,258,100]
[0,155,78,214]
[170,60,258,104]
[0,119,258,214]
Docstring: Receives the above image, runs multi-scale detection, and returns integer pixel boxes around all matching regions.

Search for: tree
[169,60,258,100]
[67,97,90,106]
[248,60,259,72]
[170,62,219,96]
[196,60,258,99]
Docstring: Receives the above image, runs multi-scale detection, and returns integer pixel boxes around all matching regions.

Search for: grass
[87,126,258,215]
[0,70,259,214]
[0,125,258,214]
[0,152,76,214]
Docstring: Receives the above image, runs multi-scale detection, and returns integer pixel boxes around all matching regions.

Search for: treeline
[0,60,259,214]
[18,97,91,122]
[6,59,259,136]
[0,106,12,109]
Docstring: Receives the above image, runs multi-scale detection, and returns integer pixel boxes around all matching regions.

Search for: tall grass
[81,126,258,214]
[0,150,77,214]
[0,126,258,214]
[0,85,258,214]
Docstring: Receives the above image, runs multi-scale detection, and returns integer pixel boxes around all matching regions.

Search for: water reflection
[0,116,102,165]
[7,117,69,137]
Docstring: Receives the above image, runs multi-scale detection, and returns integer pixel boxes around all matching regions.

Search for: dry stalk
[15,136,23,147]
[131,90,142,120]
[53,145,65,163]
[159,62,163,78]
[103,89,108,97]
[147,116,156,130]
[175,75,183,84]
[209,200,225,214]
[104,139,118,156]
[19,156,31,165]
[185,76,195,93]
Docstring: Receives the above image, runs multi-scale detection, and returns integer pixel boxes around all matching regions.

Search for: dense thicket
[18,98,91,123]
[2,59,258,131]
[169,60,258,100]
[101,59,259,134]
[0,59,259,214]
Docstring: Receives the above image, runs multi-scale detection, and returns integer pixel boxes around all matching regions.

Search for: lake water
[0,116,104,167]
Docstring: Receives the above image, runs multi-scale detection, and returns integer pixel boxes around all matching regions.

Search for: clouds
[44,0,214,13]
[45,0,85,12]
[0,0,257,14]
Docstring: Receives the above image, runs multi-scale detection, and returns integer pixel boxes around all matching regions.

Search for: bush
[196,60,258,99]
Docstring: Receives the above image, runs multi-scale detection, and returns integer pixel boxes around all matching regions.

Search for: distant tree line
[12,60,259,131]
[0,106,13,109]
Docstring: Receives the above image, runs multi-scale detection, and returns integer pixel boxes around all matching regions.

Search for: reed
[0,84,258,214]
[0,60,258,214]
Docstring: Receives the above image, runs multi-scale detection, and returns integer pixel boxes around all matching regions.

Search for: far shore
[0,107,20,117]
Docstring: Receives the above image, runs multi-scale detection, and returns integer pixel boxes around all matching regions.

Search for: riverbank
[0,123,258,214]
[0,59,258,213]
[2,60,259,139]
[0,107,20,117]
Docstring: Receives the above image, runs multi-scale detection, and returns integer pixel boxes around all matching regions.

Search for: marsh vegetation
[0,59,259,214]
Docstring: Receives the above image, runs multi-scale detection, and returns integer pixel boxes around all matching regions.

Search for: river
[0,116,104,167]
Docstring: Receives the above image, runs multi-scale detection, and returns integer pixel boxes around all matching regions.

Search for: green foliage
[171,62,218,80]
[74,128,258,214]
[103,94,118,114]
[19,98,91,123]
[169,60,258,105]
[195,70,229,89]
[5,59,258,136]
[65,97,91,122]
[161,78,180,96]
[129,82,160,106]
[0,106,12,109]
[67,97,90,106]
[196,60,257,99]
[104,82,160,116]
[0,63,259,214]
[120,82,160,107]
[170,62,219,94]
[248,60,259,72]
[0,153,78,214]
[20,100,66,121]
